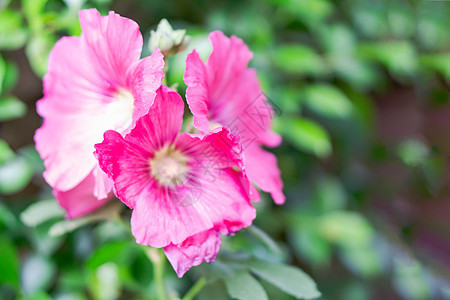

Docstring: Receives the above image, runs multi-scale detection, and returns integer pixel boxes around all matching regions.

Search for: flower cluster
[35,9,284,277]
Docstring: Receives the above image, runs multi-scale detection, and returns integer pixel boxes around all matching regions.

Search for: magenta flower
[34,9,164,218]
[184,31,285,204]
[94,86,256,277]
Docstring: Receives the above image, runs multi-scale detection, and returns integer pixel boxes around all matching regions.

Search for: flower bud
[149,19,191,57]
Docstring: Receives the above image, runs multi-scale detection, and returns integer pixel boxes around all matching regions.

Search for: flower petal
[244,144,285,204]
[54,171,111,219]
[94,130,152,209]
[128,49,165,133]
[184,50,210,131]
[184,31,280,146]
[184,30,283,204]
[125,85,184,152]
[79,9,143,87]
[130,129,256,247]
[35,9,164,194]
[164,230,222,277]
[95,86,185,208]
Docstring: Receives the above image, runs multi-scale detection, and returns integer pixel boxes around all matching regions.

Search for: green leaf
[0,10,23,32]
[277,118,331,157]
[0,96,27,121]
[49,217,98,237]
[358,41,417,76]
[224,271,268,300]
[422,155,447,194]
[351,4,388,38]
[19,146,45,173]
[274,45,326,76]
[0,202,17,229]
[314,176,347,211]
[328,54,378,91]
[0,155,33,195]
[198,280,229,300]
[0,0,11,10]
[22,0,48,31]
[247,260,321,299]
[0,139,14,164]
[420,54,450,81]
[2,61,19,92]
[23,291,52,300]
[318,211,374,247]
[289,225,331,266]
[0,28,27,50]
[302,84,353,119]
[22,254,56,295]
[0,9,28,50]
[387,3,414,38]
[397,139,429,167]
[281,0,333,25]
[0,54,5,94]
[87,241,130,270]
[0,235,19,288]
[393,258,431,300]
[20,199,65,227]
[319,24,356,54]
[29,218,64,256]
[90,262,121,300]
[48,202,123,237]
[26,33,56,77]
[339,245,381,277]
[63,0,86,10]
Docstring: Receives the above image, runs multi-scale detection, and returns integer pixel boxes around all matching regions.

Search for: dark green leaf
[420,54,450,80]
[0,55,5,95]
[0,235,19,288]
[247,260,321,299]
[277,118,331,157]
[318,211,374,247]
[87,241,130,270]
[358,41,417,76]
[0,96,27,121]
[397,139,429,167]
[0,9,27,50]
[274,45,326,76]
[302,84,353,119]
[224,270,268,300]
[0,139,14,164]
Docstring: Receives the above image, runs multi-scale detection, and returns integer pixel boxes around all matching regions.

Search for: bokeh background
[1,0,450,299]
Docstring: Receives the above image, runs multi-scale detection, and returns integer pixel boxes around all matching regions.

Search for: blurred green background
[1,0,450,299]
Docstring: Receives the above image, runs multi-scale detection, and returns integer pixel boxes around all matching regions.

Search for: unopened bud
[149,19,191,57]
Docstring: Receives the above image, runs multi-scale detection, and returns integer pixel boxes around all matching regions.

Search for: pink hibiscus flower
[184,31,285,204]
[34,9,164,218]
[94,86,256,277]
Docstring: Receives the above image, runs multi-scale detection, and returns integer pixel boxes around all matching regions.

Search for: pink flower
[94,86,256,277]
[184,31,285,204]
[34,9,164,218]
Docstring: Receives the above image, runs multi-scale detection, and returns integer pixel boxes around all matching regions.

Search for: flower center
[209,121,223,131]
[150,145,189,187]
[108,89,135,132]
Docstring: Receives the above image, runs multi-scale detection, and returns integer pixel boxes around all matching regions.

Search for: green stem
[146,247,169,300]
[182,277,206,300]
[114,216,169,299]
